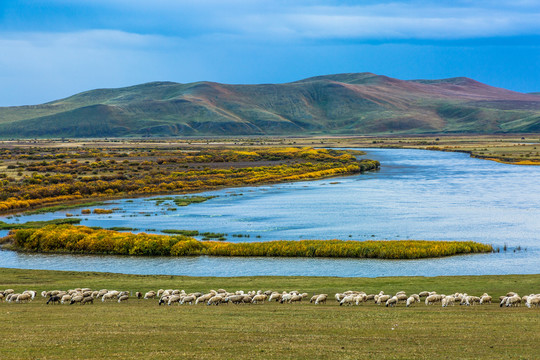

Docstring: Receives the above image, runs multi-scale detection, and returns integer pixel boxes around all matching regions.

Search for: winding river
[1,148,539,277]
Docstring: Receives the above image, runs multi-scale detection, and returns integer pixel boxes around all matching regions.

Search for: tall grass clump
[4,225,493,259]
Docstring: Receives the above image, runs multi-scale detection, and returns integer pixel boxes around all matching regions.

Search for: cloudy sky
[1,0,539,106]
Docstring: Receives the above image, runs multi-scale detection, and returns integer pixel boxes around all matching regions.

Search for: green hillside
[1,73,540,137]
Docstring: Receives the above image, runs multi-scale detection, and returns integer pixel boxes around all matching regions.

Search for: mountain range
[1,73,539,137]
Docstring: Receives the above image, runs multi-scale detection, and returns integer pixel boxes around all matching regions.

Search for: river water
[1,148,539,277]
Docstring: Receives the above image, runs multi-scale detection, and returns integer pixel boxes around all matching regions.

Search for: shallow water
[1,148,539,277]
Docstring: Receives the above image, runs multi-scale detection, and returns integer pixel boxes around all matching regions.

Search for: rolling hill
[1,73,540,137]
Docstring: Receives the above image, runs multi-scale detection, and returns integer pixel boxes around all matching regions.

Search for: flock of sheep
[1,287,539,308]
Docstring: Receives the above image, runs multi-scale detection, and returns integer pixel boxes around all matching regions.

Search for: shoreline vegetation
[2,225,493,259]
[1,135,537,217]
[0,146,379,215]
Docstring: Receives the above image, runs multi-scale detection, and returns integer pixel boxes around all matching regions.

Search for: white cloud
[75,1,540,40]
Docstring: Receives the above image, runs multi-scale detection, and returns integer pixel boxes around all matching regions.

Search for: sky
[1,0,539,106]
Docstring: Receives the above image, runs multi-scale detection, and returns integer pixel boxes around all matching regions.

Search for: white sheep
[442,295,455,307]
[167,295,181,305]
[526,295,540,308]
[180,294,196,305]
[376,295,390,305]
[479,295,492,304]
[16,293,32,303]
[251,294,268,304]
[207,295,223,306]
[504,294,521,307]
[340,295,355,306]
[425,294,442,305]
[315,294,328,305]
[144,291,156,299]
[385,296,398,307]
[406,295,420,307]
[101,292,116,302]
[289,295,303,304]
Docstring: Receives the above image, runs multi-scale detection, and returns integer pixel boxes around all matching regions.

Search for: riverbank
[0,146,379,215]
[0,268,538,359]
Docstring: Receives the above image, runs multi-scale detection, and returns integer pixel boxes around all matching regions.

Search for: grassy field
[1,268,538,359]
[287,135,540,164]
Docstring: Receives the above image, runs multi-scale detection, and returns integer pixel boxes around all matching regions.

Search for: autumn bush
[0,147,379,214]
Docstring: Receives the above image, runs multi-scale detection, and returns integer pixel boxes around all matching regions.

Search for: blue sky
[1,0,539,106]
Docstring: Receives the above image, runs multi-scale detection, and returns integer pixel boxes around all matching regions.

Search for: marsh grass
[6,225,493,259]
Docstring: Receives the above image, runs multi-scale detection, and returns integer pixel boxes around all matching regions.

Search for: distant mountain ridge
[1,73,540,137]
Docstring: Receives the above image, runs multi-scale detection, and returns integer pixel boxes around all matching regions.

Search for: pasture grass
[0,268,538,359]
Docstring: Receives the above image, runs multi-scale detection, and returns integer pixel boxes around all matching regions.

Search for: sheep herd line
[1,288,539,309]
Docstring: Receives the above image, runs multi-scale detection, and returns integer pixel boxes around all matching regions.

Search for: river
[1,148,539,277]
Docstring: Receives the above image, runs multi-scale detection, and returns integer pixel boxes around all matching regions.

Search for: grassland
[283,135,540,165]
[0,268,539,359]
[0,218,81,230]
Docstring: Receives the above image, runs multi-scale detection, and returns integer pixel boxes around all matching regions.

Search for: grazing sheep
[281,294,293,303]
[480,295,492,304]
[135,292,142,299]
[504,295,521,307]
[196,293,214,305]
[425,294,443,305]
[166,295,180,305]
[0,293,4,302]
[144,291,156,299]
[251,294,268,304]
[526,296,540,308]
[81,296,94,305]
[61,294,72,304]
[340,295,355,306]
[355,294,367,305]
[102,292,116,302]
[181,294,197,305]
[418,291,430,298]
[6,293,19,302]
[23,290,36,300]
[289,295,303,304]
[315,294,328,305]
[47,296,61,305]
[376,295,390,305]
[396,293,408,303]
[406,296,420,307]
[70,295,84,305]
[116,294,128,303]
[225,295,243,304]
[335,293,345,302]
[385,296,398,307]
[309,295,319,303]
[442,296,455,307]
[207,295,223,306]
[16,293,32,303]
